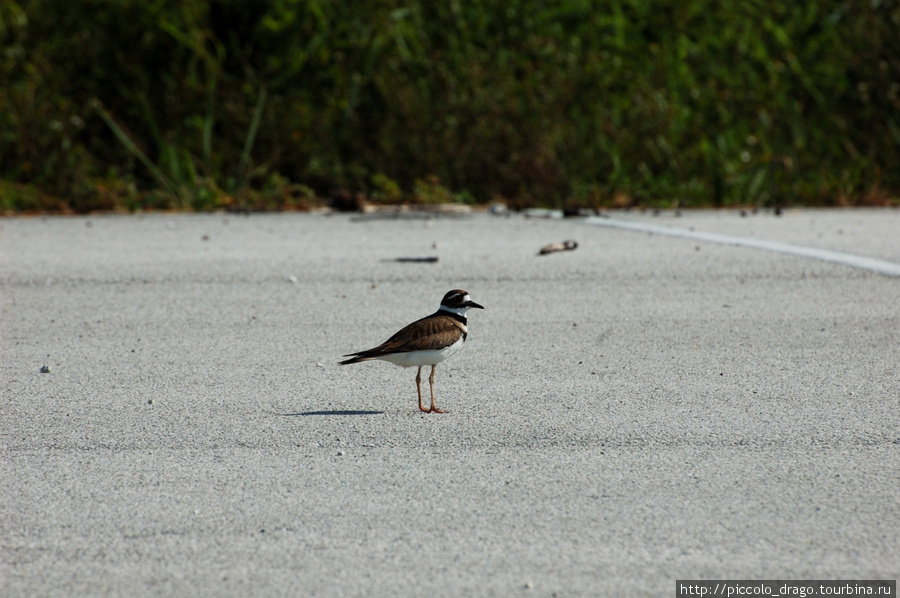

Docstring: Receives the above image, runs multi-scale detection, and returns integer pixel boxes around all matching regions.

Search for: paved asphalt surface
[2,208,899,597]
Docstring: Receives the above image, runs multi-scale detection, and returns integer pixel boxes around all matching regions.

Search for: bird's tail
[338,354,374,366]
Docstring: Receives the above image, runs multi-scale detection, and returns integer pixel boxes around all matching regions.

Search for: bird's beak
[467,300,484,310]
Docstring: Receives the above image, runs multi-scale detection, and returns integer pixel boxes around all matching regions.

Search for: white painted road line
[585,216,900,277]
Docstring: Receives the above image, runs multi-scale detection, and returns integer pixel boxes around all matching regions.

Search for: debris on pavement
[538,240,578,255]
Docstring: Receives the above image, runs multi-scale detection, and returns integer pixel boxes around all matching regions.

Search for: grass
[1,0,898,213]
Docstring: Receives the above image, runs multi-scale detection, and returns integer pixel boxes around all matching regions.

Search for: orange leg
[416,366,429,412]
[427,365,447,413]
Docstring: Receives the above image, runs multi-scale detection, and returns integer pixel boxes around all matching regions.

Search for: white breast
[378,337,465,367]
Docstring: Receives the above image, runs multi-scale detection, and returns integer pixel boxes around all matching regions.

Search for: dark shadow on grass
[280,410,385,416]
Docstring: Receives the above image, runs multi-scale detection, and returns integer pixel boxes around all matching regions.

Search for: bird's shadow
[279,410,385,417]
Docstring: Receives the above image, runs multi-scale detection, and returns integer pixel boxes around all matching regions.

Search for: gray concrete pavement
[2,208,899,596]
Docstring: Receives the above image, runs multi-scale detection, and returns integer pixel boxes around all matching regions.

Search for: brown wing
[342,313,464,361]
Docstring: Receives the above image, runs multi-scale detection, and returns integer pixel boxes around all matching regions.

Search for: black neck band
[446,311,467,325]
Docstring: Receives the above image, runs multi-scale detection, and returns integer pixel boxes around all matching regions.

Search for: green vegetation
[1,0,898,212]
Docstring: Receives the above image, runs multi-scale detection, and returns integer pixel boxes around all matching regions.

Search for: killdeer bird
[339,289,484,413]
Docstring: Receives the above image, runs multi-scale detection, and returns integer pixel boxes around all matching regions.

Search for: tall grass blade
[239,85,267,176]
[92,100,176,195]
[203,78,216,163]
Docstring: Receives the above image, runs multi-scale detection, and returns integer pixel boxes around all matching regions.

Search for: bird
[339,289,484,413]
